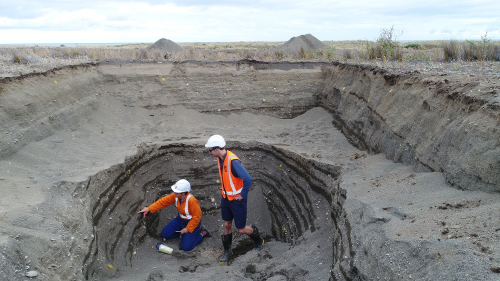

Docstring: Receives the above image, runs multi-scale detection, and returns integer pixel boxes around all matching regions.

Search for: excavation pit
[80,142,342,280]
[1,60,499,280]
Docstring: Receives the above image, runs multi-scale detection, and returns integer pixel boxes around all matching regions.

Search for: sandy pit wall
[0,60,499,280]
[316,62,500,192]
[78,142,343,280]
[2,61,498,192]
[0,61,320,160]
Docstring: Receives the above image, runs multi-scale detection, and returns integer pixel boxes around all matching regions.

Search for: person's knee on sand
[180,229,204,251]
[138,179,207,252]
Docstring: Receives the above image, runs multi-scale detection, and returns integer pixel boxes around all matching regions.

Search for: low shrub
[326,47,335,59]
[404,44,421,49]
[365,26,403,61]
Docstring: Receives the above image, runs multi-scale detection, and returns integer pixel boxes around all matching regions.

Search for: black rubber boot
[219,233,232,263]
[249,224,264,251]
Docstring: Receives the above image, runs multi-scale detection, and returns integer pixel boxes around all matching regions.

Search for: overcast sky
[1,0,499,44]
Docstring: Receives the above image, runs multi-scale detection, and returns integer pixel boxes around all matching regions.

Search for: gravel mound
[270,33,329,53]
[145,38,183,53]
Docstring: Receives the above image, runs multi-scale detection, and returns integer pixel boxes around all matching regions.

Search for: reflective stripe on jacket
[218,150,244,200]
[147,192,202,233]
[176,194,192,219]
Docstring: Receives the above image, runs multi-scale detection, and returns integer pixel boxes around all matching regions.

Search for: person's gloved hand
[138,207,150,218]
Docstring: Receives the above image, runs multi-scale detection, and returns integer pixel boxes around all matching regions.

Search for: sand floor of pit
[1,96,499,280]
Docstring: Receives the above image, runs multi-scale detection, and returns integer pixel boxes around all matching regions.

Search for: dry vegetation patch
[1,38,499,78]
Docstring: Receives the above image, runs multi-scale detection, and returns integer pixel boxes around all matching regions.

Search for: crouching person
[139,179,211,251]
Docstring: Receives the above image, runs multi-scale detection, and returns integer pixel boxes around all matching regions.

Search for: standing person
[138,179,211,252]
[205,135,264,263]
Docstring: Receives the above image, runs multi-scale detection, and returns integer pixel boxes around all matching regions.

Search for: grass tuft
[2,30,500,78]
[300,47,308,59]
[442,33,498,62]
[12,52,21,64]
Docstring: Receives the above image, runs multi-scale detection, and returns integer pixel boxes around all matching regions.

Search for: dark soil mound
[145,38,183,53]
[270,34,329,53]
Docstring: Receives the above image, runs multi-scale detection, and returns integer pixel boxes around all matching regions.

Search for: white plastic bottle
[156,242,173,254]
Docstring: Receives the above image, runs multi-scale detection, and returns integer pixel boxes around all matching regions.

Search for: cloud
[0,0,499,43]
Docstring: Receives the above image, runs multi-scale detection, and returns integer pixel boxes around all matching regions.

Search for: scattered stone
[25,270,38,277]
[480,246,491,254]
[353,152,367,159]
[491,266,500,273]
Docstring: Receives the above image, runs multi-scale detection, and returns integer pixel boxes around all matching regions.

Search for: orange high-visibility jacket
[148,192,202,233]
[218,151,244,200]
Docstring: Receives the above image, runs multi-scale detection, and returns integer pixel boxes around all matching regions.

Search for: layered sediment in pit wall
[315,62,500,192]
[1,60,498,192]
[76,142,345,279]
[0,61,320,159]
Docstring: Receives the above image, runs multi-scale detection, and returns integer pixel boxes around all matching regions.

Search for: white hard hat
[205,135,226,148]
[171,179,191,193]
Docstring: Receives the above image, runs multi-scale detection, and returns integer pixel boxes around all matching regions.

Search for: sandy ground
[1,60,500,280]
[3,105,499,280]
[1,103,351,280]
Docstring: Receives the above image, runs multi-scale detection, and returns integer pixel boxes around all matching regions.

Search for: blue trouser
[160,216,203,251]
[220,197,248,229]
